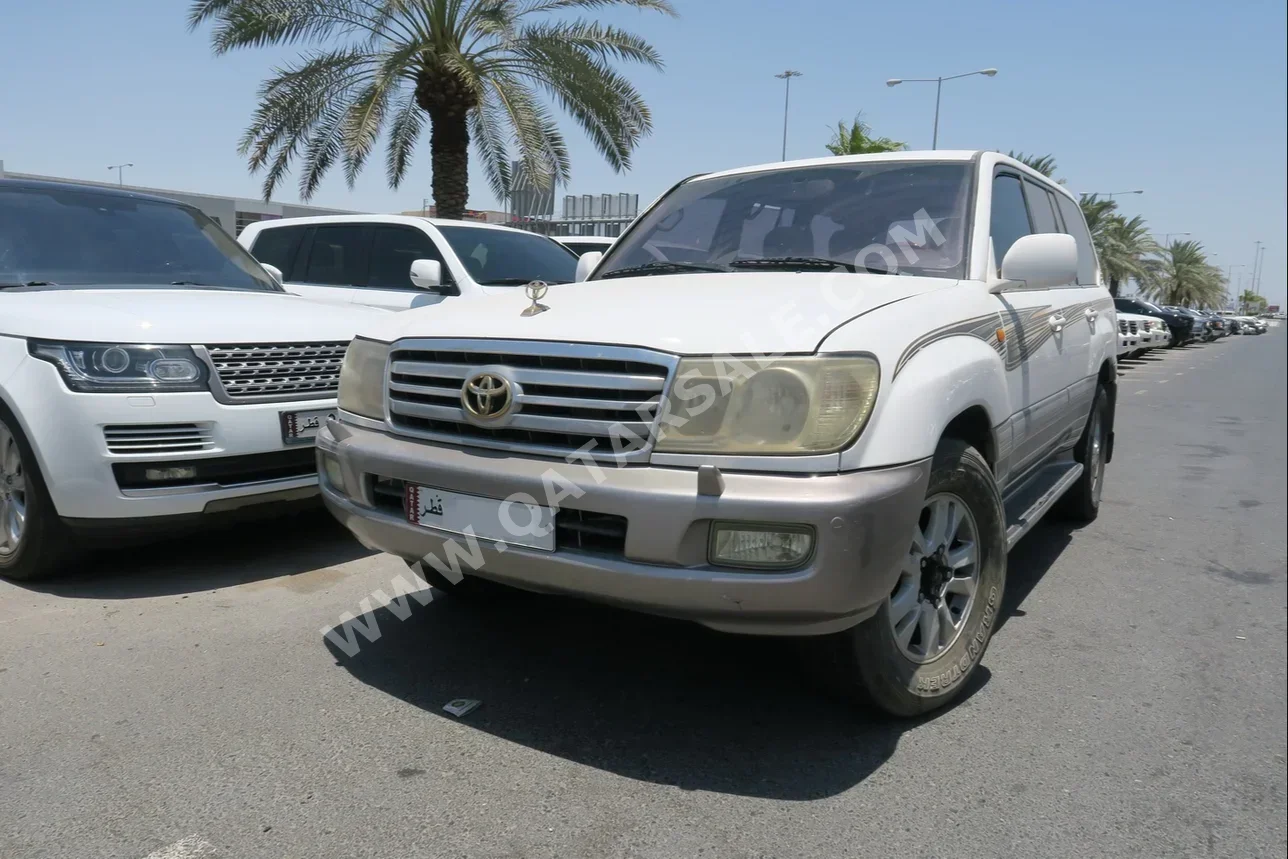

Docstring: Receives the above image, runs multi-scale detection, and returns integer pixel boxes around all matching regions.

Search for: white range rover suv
[0,178,383,581]
[317,151,1118,716]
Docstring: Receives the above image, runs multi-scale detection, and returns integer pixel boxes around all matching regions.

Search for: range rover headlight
[338,337,390,420]
[655,355,879,455]
[29,341,208,393]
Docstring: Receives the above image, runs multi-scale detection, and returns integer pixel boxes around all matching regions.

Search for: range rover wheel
[0,407,70,582]
[819,439,1006,718]
[1055,385,1108,523]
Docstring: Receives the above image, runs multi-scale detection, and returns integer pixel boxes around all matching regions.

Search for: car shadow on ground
[318,525,1079,800]
[19,506,375,599]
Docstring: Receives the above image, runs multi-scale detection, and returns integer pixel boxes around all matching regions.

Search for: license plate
[405,483,555,552]
[280,408,336,444]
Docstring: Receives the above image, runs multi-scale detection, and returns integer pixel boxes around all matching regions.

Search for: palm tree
[1097,214,1159,297]
[826,113,906,156]
[1140,240,1224,308]
[1007,151,1057,178]
[1238,289,1267,314]
[189,0,676,219]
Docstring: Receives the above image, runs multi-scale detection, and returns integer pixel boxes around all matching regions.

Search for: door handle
[1049,314,1067,332]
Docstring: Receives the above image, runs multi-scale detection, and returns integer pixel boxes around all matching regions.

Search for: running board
[1003,461,1084,549]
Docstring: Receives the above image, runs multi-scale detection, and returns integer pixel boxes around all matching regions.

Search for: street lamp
[775,70,803,160]
[1158,232,1191,245]
[1088,190,1144,199]
[108,163,134,185]
[886,68,997,149]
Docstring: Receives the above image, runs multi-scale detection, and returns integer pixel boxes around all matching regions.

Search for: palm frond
[384,87,425,188]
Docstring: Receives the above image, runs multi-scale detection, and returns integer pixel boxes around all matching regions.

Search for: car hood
[0,287,388,342]
[363,272,950,354]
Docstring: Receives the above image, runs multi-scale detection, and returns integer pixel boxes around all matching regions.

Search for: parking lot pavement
[2,333,1285,859]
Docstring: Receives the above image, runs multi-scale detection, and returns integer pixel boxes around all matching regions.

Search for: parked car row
[1112,296,1268,356]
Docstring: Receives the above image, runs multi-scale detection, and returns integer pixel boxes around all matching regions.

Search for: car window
[302,224,370,286]
[0,185,278,291]
[1023,180,1061,234]
[597,161,974,280]
[990,173,1032,273]
[435,225,577,285]
[368,225,450,289]
[249,225,307,280]
[1054,193,1097,285]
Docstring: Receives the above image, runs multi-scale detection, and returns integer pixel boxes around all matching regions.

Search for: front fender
[841,335,1012,471]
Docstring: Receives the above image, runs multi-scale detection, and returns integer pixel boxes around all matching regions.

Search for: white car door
[988,169,1086,484]
[348,224,454,311]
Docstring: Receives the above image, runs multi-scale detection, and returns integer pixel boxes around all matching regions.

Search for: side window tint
[1054,193,1098,285]
[249,226,306,280]
[990,173,1031,273]
[368,226,448,289]
[303,225,370,286]
[1023,180,1060,233]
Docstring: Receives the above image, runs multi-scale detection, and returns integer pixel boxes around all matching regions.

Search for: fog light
[709,522,814,569]
[145,466,197,482]
[320,453,345,493]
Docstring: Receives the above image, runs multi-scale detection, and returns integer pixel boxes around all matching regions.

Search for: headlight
[338,337,389,419]
[29,341,208,393]
[655,355,879,455]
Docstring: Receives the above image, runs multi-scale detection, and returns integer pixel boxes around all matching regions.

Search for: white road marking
[1175,372,1184,376]
[141,836,218,859]
[1136,389,1149,395]
[1157,379,1169,384]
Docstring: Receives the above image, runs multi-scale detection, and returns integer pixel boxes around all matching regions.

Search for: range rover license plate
[280,408,336,443]
[404,483,555,552]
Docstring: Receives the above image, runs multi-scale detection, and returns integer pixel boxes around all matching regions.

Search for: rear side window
[1023,180,1061,234]
[1054,193,1098,285]
[302,224,370,286]
[249,225,307,280]
[368,226,449,289]
[989,173,1032,272]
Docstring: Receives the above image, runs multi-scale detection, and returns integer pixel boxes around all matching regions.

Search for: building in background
[0,161,356,236]
[501,159,638,237]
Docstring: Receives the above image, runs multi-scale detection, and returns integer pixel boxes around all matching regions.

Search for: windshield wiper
[729,256,859,273]
[0,280,59,288]
[599,261,729,279]
[480,277,570,286]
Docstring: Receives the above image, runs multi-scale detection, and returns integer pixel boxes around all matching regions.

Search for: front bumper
[9,357,328,521]
[317,420,930,636]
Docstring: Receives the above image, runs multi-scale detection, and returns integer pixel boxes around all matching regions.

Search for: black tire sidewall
[854,442,1006,714]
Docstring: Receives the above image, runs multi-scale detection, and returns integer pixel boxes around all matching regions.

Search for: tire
[816,439,1007,718]
[0,404,72,582]
[1055,385,1108,523]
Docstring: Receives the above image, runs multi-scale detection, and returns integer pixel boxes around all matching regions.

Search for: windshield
[596,161,973,280]
[0,186,279,291]
[435,225,578,286]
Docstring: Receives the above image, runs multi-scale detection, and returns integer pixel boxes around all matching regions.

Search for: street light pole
[108,163,133,186]
[886,69,997,150]
[1251,241,1264,294]
[1160,232,1191,245]
[1089,190,1145,200]
[775,70,802,160]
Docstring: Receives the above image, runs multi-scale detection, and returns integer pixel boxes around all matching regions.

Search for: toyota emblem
[461,373,513,420]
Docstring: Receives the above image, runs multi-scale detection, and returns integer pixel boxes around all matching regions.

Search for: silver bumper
[317,421,930,636]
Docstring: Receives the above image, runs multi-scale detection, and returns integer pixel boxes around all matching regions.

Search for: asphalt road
[2,329,1285,859]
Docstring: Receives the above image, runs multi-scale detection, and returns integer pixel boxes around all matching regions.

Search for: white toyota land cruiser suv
[317,151,1118,716]
[0,178,382,581]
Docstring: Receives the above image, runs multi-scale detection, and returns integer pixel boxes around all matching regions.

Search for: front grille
[1118,320,1128,334]
[556,508,628,555]
[1128,321,1138,334]
[104,423,213,454]
[1142,320,1153,332]
[386,340,675,460]
[205,342,348,402]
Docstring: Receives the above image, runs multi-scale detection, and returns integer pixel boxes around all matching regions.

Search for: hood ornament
[521,281,550,317]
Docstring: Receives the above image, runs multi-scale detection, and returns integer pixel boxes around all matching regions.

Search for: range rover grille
[205,342,348,401]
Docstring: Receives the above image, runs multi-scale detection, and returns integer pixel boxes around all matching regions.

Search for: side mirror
[409,259,443,290]
[991,233,1078,292]
[261,263,284,285]
[575,251,603,283]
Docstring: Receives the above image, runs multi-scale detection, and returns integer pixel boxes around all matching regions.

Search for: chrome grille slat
[386,339,678,460]
[205,342,348,401]
[104,423,214,455]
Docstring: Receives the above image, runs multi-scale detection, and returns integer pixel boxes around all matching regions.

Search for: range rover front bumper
[317,420,930,636]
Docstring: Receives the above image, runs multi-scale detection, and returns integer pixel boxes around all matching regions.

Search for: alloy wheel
[887,492,980,663]
[0,418,27,559]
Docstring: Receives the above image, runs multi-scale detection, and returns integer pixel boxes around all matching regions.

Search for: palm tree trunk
[1109,276,1120,297]
[429,108,470,221]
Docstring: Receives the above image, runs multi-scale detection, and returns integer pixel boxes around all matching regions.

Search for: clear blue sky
[2,0,1285,305]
